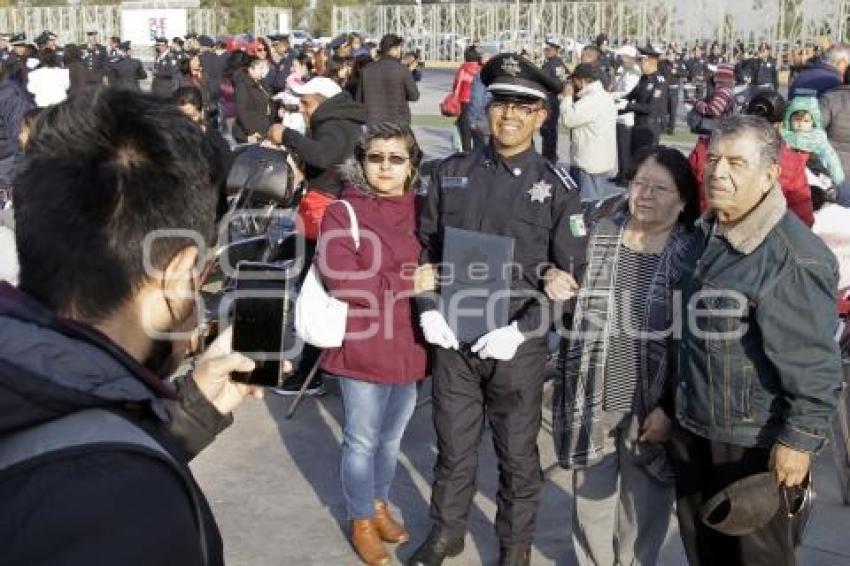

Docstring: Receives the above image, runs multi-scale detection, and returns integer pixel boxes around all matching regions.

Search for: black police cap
[10,33,26,45]
[198,34,215,48]
[481,52,561,100]
[268,33,288,43]
[87,31,98,37]
[155,37,168,45]
[638,43,662,58]
[120,40,131,50]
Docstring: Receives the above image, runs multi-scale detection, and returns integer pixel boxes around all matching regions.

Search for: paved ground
[191,68,850,565]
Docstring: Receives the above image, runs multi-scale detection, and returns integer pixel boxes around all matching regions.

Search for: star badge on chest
[528,180,552,203]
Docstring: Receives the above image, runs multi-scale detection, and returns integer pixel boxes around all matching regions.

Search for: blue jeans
[569,165,614,203]
[339,378,418,519]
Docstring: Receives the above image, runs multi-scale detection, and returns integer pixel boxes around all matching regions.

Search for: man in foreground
[0,89,266,565]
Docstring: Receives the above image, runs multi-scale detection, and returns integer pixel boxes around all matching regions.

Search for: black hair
[379,33,403,56]
[179,50,201,77]
[172,86,203,112]
[355,122,423,191]
[15,89,218,322]
[627,145,701,228]
[39,49,60,68]
[292,52,313,75]
[744,89,786,124]
[844,64,850,86]
[322,54,348,84]
[63,44,81,64]
[463,45,481,63]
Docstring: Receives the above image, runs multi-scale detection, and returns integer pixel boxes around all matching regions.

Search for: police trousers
[428,344,548,546]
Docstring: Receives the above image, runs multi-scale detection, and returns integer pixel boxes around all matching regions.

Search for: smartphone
[231,261,292,387]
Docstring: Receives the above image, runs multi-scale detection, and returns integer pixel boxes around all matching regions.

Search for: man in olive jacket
[668,115,842,566]
[356,33,420,125]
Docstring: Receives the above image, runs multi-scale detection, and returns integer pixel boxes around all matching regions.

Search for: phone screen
[231,262,292,387]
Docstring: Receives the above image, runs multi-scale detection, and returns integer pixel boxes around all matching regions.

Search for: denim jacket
[676,187,842,453]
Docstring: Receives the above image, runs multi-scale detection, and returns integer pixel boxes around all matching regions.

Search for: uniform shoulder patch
[546,162,578,192]
[657,75,666,83]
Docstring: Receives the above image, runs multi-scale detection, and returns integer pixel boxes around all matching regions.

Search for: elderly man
[668,115,842,565]
[819,43,850,205]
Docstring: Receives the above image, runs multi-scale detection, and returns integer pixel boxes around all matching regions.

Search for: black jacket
[233,72,272,143]
[281,92,366,197]
[623,72,669,132]
[0,282,230,565]
[108,56,147,91]
[356,57,419,125]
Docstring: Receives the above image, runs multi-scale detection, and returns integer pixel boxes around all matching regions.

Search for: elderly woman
[313,122,430,566]
[546,146,701,566]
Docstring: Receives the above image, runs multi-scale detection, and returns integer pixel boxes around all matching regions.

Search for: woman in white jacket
[27,51,69,108]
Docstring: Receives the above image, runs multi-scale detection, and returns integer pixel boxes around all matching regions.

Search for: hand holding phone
[192,326,265,415]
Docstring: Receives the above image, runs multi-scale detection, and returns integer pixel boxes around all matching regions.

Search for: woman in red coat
[314,122,429,566]
[452,46,483,152]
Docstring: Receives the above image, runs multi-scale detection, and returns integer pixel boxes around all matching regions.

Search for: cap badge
[502,56,521,77]
[528,180,552,203]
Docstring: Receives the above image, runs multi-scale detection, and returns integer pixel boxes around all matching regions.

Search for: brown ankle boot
[351,519,390,566]
[373,500,409,544]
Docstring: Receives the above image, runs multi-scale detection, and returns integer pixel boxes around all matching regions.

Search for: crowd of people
[0,24,847,566]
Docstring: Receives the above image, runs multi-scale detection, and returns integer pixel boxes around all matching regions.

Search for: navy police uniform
[82,32,108,87]
[623,45,669,155]
[412,53,587,564]
[107,42,147,91]
[152,38,179,98]
[659,55,688,134]
[753,55,779,90]
[540,42,567,162]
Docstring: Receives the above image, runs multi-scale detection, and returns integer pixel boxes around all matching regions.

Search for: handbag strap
[337,199,360,250]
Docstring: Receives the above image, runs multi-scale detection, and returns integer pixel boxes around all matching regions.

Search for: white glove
[471,322,526,361]
[420,311,459,350]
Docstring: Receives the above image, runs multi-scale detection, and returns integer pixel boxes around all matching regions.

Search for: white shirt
[27,67,70,108]
[560,80,618,175]
[813,203,850,290]
[611,64,641,127]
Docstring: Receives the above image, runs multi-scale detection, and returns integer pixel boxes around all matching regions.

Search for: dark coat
[108,56,147,91]
[281,92,366,197]
[0,282,229,565]
[356,57,420,125]
[0,78,33,186]
[198,50,224,104]
[233,73,271,143]
[317,181,428,384]
[788,60,841,99]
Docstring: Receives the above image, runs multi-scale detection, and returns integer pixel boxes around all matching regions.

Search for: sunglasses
[365,153,409,166]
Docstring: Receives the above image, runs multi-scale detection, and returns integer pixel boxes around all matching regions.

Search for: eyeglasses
[629,179,676,195]
[489,101,542,116]
[365,153,410,166]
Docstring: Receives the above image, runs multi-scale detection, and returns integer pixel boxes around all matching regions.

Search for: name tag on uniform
[569,214,587,237]
[442,176,468,190]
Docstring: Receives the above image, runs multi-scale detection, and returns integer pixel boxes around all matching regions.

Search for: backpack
[0,408,209,565]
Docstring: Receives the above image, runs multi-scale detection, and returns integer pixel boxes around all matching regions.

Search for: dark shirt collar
[484,143,538,173]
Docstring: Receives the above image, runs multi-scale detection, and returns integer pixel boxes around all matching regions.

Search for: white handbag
[294,200,360,348]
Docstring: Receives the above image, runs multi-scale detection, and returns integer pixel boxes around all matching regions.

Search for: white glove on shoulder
[420,310,459,350]
[471,322,526,361]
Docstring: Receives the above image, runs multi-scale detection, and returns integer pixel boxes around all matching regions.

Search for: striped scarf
[552,199,700,482]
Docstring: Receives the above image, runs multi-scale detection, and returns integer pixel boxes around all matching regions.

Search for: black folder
[440,227,515,344]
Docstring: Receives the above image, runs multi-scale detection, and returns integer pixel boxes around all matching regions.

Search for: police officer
[408,53,587,566]
[107,41,147,91]
[82,31,107,88]
[152,37,179,98]
[659,47,688,135]
[753,42,779,90]
[540,39,567,162]
[198,35,223,127]
[269,33,297,93]
[623,44,669,156]
[687,43,708,100]
[0,34,9,63]
[7,33,29,80]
